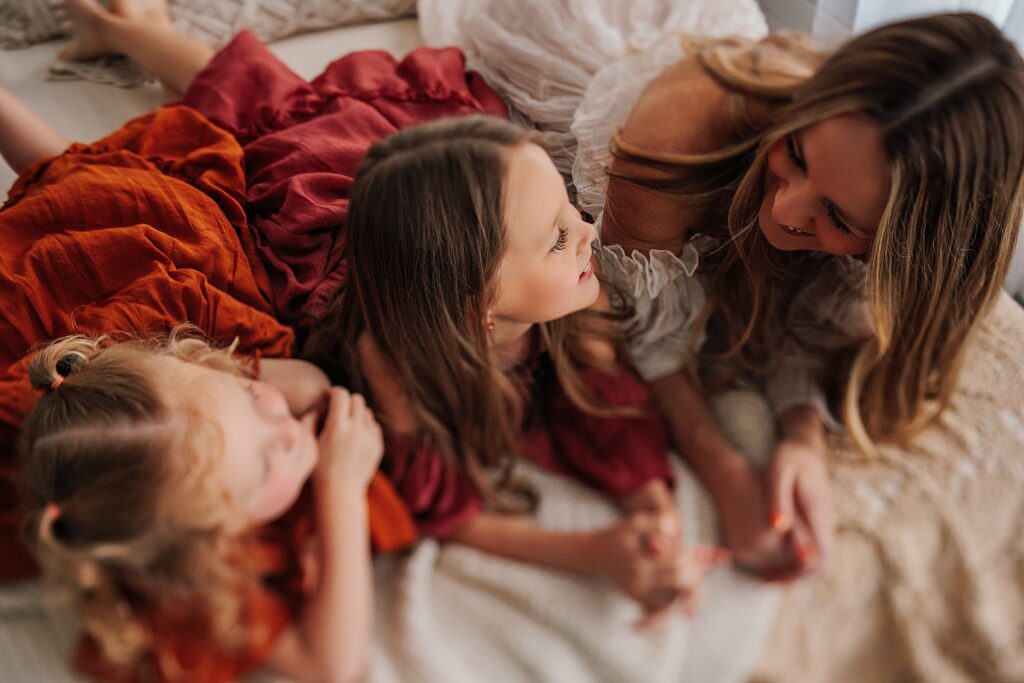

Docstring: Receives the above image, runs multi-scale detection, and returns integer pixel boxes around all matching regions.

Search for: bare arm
[260,358,330,417]
[268,487,372,683]
[648,371,753,502]
[267,388,383,683]
[0,87,68,174]
[765,404,833,576]
[451,512,604,575]
[451,510,712,617]
[63,0,213,98]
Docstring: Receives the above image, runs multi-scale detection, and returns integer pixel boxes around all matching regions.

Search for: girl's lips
[579,260,594,282]
[781,224,815,238]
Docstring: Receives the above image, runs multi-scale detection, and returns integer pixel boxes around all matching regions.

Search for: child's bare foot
[61,0,172,61]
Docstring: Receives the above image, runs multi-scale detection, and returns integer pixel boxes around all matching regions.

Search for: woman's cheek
[819,230,871,257]
[765,139,787,179]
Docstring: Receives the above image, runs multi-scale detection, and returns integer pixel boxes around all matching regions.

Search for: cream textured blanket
[754,291,1024,683]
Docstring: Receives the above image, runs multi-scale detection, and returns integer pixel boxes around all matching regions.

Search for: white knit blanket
[0,0,415,87]
[365,447,779,683]
[1,391,780,683]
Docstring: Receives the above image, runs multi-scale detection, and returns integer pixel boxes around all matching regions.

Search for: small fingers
[349,391,366,417]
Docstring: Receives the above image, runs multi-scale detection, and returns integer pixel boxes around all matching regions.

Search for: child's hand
[592,512,725,620]
[620,480,681,543]
[314,387,384,490]
[763,436,834,580]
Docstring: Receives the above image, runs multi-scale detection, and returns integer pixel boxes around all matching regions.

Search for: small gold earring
[486,314,495,331]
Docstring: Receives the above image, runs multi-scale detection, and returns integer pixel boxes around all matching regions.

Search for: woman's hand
[315,387,384,491]
[762,434,834,580]
[714,460,794,575]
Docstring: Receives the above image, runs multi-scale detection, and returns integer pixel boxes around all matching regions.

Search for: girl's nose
[772,178,814,232]
[577,217,597,250]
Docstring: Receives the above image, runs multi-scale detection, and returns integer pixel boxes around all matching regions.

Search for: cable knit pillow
[1,0,415,86]
[1,0,416,48]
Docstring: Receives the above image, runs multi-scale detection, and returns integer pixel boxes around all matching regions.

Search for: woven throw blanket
[0,0,416,87]
[753,292,1024,683]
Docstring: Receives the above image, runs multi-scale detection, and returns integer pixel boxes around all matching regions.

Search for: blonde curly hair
[19,326,259,667]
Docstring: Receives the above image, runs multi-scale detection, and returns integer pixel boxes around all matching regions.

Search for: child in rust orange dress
[0,0,505,587]
[18,329,412,683]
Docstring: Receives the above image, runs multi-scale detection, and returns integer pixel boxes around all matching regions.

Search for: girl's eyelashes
[825,203,853,234]
[786,134,806,171]
[785,135,855,237]
[550,226,568,253]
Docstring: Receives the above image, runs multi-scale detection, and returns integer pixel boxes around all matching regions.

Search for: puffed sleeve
[381,431,484,540]
[535,365,673,499]
[764,256,872,432]
[596,237,711,382]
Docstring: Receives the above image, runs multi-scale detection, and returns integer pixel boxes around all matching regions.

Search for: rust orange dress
[0,105,296,580]
[0,33,503,583]
[0,31,509,681]
[73,488,316,683]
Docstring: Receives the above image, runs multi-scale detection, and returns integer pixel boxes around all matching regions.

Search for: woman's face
[759,114,890,256]
[491,142,600,324]
[174,361,319,529]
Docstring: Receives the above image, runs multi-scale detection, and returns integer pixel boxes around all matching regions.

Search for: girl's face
[176,362,318,529]
[759,114,889,256]
[491,142,600,324]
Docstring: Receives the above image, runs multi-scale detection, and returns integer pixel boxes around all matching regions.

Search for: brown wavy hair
[304,116,619,509]
[611,14,1024,454]
[19,328,259,667]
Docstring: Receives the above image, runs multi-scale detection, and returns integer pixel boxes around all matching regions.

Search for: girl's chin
[579,275,601,307]
[757,202,802,252]
[757,213,788,250]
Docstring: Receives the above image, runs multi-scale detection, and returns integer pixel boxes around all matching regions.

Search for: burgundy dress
[181,31,509,329]
[384,350,674,540]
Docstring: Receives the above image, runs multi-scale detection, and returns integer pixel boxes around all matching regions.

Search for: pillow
[1,0,416,86]
[1,0,416,48]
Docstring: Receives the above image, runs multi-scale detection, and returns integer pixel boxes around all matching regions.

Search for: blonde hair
[19,328,257,667]
[613,14,1024,455]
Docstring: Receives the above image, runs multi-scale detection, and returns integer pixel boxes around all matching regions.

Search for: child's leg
[63,0,214,98]
[0,88,69,174]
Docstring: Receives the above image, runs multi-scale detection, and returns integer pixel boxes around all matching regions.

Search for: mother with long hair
[447,1,1024,577]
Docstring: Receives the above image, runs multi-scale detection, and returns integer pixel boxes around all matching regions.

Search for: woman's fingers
[795,474,834,564]
[768,455,797,535]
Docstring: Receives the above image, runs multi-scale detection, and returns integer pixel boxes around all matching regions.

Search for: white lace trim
[597,242,701,300]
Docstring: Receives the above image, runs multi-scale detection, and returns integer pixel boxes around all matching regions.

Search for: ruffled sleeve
[596,235,711,381]
[381,431,483,540]
[527,365,673,499]
[764,256,872,432]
